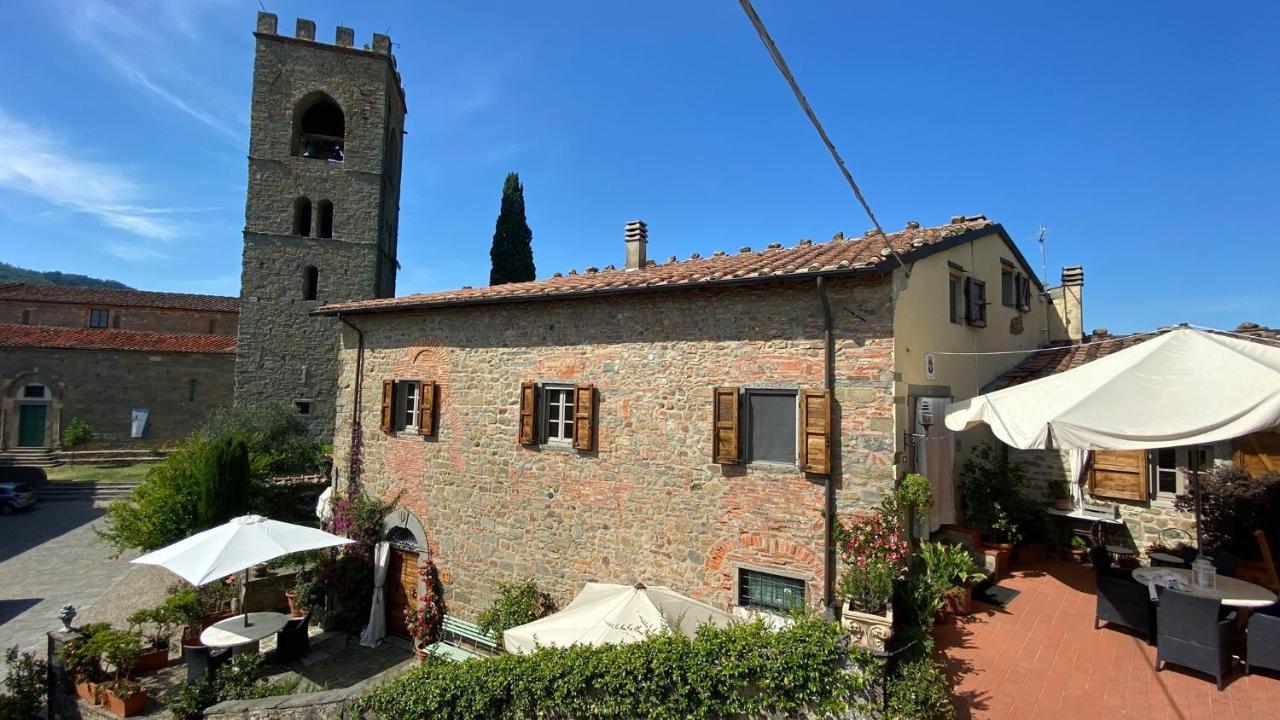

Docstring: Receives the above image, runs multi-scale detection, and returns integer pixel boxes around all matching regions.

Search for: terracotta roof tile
[0,283,238,313]
[0,324,236,354]
[319,217,1005,314]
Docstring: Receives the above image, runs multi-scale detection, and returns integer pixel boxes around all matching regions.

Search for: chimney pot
[624,220,648,269]
[335,26,355,47]
[256,12,278,34]
[1061,265,1084,286]
[1092,328,1110,338]
[295,18,316,41]
[767,242,782,250]
[372,33,392,55]
[949,215,965,224]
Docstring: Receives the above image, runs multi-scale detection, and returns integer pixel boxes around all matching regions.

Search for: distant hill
[0,261,131,289]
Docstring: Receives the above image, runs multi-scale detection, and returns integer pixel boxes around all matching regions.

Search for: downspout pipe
[338,314,365,492]
[815,277,838,611]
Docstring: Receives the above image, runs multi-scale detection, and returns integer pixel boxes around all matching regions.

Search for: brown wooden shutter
[573,384,595,451]
[380,380,394,432]
[417,381,436,436]
[967,278,987,327]
[713,387,740,464]
[1088,450,1149,501]
[1233,432,1280,477]
[518,382,537,445]
[798,389,832,474]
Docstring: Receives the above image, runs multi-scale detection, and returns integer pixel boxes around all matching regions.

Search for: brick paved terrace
[934,559,1280,720]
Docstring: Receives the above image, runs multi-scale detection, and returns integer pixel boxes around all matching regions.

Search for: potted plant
[126,603,180,673]
[59,622,110,704]
[835,510,907,652]
[919,542,985,620]
[1067,536,1089,563]
[1049,479,1072,511]
[94,629,147,718]
[980,506,1020,576]
[404,558,446,660]
[287,557,321,618]
[197,579,237,629]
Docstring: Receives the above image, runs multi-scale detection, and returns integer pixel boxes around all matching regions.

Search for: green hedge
[359,618,877,720]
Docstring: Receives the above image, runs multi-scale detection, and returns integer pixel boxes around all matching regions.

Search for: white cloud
[60,0,243,141]
[0,107,185,244]
[108,244,170,261]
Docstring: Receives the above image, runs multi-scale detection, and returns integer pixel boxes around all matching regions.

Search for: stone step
[56,449,169,465]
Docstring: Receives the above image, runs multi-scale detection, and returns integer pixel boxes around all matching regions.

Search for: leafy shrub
[1175,463,1280,559]
[836,509,909,615]
[958,443,1045,544]
[475,578,556,637]
[0,646,47,720]
[203,404,329,478]
[358,618,876,720]
[886,656,955,720]
[168,654,300,720]
[62,418,94,448]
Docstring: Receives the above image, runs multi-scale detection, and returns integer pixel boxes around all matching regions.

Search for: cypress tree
[196,437,251,528]
[488,172,535,285]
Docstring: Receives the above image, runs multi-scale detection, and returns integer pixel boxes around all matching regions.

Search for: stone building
[316,216,1076,629]
[0,283,237,455]
[234,12,406,439]
[989,323,1280,551]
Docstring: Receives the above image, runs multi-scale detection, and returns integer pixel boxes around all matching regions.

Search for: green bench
[440,615,500,656]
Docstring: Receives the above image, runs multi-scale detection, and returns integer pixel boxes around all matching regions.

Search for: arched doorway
[381,508,428,639]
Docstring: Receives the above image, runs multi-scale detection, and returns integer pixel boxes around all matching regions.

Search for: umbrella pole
[243,568,250,627]
[1193,466,1204,551]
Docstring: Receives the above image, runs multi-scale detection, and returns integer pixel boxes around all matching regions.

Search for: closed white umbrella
[502,582,733,655]
[945,328,1280,450]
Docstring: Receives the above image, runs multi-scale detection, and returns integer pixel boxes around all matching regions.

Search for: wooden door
[385,547,419,639]
[18,405,46,448]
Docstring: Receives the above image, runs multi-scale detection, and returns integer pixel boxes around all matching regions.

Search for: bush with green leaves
[359,618,877,720]
[62,417,94,448]
[886,656,955,720]
[476,578,556,637]
[1175,462,1280,559]
[1,646,47,720]
[100,402,329,554]
[958,443,1045,544]
[168,653,300,720]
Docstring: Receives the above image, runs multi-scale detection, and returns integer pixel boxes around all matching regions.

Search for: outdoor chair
[273,611,312,663]
[1203,547,1239,578]
[1090,545,1155,642]
[183,643,231,684]
[1156,589,1236,690]
[1246,603,1280,675]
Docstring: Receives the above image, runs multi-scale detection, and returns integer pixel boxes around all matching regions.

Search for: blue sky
[1,1,1276,333]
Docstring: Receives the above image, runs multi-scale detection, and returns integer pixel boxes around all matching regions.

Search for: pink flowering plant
[836,510,910,615]
[404,558,446,652]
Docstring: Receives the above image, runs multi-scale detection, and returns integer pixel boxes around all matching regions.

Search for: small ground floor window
[738,568,805,613]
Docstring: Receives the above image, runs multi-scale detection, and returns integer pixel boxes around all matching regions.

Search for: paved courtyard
[0,500,169,675]
[934,559,1280,720]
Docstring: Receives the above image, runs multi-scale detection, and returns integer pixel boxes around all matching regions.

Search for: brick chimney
[624,220,648,270]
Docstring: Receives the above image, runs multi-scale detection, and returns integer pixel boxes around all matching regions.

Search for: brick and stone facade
[235,12,405,438]
[332,277,898,616]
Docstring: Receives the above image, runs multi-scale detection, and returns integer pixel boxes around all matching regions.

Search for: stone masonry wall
[332,277,898,617]
[0,300,235,335]
[235,20,405,440]
[1013,447,1195,551]
[0,346,233,447]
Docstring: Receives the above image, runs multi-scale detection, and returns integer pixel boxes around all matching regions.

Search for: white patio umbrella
[132,514,353,625]
[503,582,734,655]
[945,327,1280,545]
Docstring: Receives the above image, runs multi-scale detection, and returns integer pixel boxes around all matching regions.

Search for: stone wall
[0,300,236,335]
[1012,447,1196,551]
[235,15,404,440]
[0,346,233,448]
[332,277,898,617]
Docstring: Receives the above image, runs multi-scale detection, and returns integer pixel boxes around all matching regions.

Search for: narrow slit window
[188,379,198,402]
[303,266,318,301]
[294,198,312,237]
[317,200,333,239]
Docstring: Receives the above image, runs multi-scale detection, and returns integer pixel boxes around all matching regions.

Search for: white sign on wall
[924,352,937,380]
[131,409,149,439]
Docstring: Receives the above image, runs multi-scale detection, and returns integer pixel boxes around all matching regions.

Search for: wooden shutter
[518,382,537,445]
[966,278,987,327]
[417,381,436,436]
[1088,450,1148,501]
[713,387,740,464]
[798,389,832,474]
[1233,432,1280,477]
[380,380,394,432]
[573,384,595,451]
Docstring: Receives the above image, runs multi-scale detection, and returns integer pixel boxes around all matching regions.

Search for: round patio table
[1131,567,1278,608]
[200,611,290,653]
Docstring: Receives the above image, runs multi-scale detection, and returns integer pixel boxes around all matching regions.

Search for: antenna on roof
[1038,223,1048,287]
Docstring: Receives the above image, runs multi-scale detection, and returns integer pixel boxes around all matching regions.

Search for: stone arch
[293,92,345,160]
[382,507,429,554]
[2,370,63,450]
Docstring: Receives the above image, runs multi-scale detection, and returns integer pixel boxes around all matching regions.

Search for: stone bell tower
[235,13,406,439]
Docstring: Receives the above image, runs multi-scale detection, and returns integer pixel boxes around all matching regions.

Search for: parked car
[0,482,37,514]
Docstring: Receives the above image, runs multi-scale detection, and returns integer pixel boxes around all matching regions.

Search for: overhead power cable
[737,0,907,272]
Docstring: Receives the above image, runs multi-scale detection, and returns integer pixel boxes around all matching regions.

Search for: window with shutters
[1001,264,1015,307]
[965,277,988,327]
[394,380,421,432]
[948,274,964,324]
[744,389,797,465]
[541,385,575,445]
[1152,445,1215,500]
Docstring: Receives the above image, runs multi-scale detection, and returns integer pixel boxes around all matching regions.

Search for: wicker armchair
[1247,604,1280,675]
[273,611,312,663]
[1090,545,1154,643]
[1156,589,1236,690]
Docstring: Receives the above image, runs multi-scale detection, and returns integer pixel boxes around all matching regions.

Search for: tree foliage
[475,578,556,637]
[358,618,877,720]
[488,172,535,285]
[1175,463,1280,559]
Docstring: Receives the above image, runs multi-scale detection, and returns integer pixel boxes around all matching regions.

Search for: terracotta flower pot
[285,590,307,618]
[103,686,148,718]
[75,680,99,705]
[1053,497,1072,511]
[1068,548,1088,564]
[982,543,1013,576]
[840,602,894,653]
[132,644,169,673]
[943,585,974,617]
